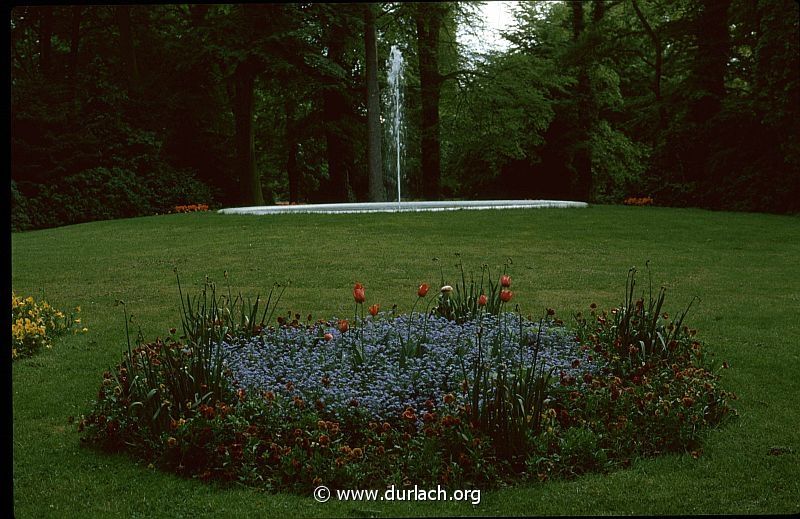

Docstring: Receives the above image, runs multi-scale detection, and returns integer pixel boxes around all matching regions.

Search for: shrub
[11,180,32,232]
[13,165,215,230]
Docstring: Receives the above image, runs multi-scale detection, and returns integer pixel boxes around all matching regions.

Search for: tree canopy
[11,1,799,230]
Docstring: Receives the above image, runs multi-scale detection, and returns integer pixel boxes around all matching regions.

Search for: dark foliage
[10,2,799,232]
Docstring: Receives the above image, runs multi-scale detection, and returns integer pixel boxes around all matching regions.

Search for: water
[386,45,404,206]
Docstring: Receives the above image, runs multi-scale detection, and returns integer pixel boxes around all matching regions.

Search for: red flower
[442,415,461,427]
[338,319,349,333]
[500,275,511,287]
[323,332,333,342]
[402,408,416,421]
[418,283,430,297]
[477,294,488,307]
[368,304,379,316]
[353,283,366,303]
[500,289,513,303]
[199,404,216,420]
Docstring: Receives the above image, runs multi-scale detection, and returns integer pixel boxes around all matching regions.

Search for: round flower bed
[79,270,737,493]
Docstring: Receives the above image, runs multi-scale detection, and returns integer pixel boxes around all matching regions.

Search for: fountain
[386,44,405,207]
[218,47,588,215]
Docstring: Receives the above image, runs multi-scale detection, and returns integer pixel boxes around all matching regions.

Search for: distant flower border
[623,197,654,206]
[174,204,209,213]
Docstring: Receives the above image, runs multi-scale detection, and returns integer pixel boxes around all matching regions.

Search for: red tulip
[323,333,333,342]
[500,275,511,287]
[477,294,488,307]
[417,283,429,297]
[368,304,379,316]
[500,289,513,303]
[353,283,366,304]
[338,319,349,333]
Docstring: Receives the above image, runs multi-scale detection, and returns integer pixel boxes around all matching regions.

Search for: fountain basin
[218,200,588,215]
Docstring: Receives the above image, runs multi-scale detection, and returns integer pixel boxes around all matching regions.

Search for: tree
[39,6,53,76]
[233,56,263,206]
[413,3,449,200]
[365,3,384,202]
[630,0,665,130]
[115,5,140,92]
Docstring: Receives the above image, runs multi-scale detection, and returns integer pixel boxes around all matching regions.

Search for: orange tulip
[353,283,366,304]
[368,304,379,316]
[417,283,429,297]
[338,319,349,333]
[500,275,511,287]
[477,294,488,307]
[500,289,513,303]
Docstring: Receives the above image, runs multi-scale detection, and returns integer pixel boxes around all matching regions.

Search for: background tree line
[10,1,799,230]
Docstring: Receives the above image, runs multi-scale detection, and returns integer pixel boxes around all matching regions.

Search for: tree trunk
[284,99,300,204]
[233,60,264,206]
[631,0,665,131]
[571,1,585,40]
[115,5,140,92]
[39,7,53,77]
[364,3,384,202]
[68,6,82,81]
[689,0,730,124]
[684,0,731,183]
[592,0,605,23]
[415,5,446,200]
[322,35,351,202]
[571,1,593,202]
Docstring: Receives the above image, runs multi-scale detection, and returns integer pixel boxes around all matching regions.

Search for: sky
[458,1,517,53]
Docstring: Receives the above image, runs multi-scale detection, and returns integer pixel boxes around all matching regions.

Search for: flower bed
[11,292,85,359]
[79,268,736,492]
[222,313,591,423]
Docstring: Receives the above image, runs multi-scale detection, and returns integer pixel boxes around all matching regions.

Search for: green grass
[11,205,800,517]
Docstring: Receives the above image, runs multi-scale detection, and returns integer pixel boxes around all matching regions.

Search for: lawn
[11,205,800,516]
